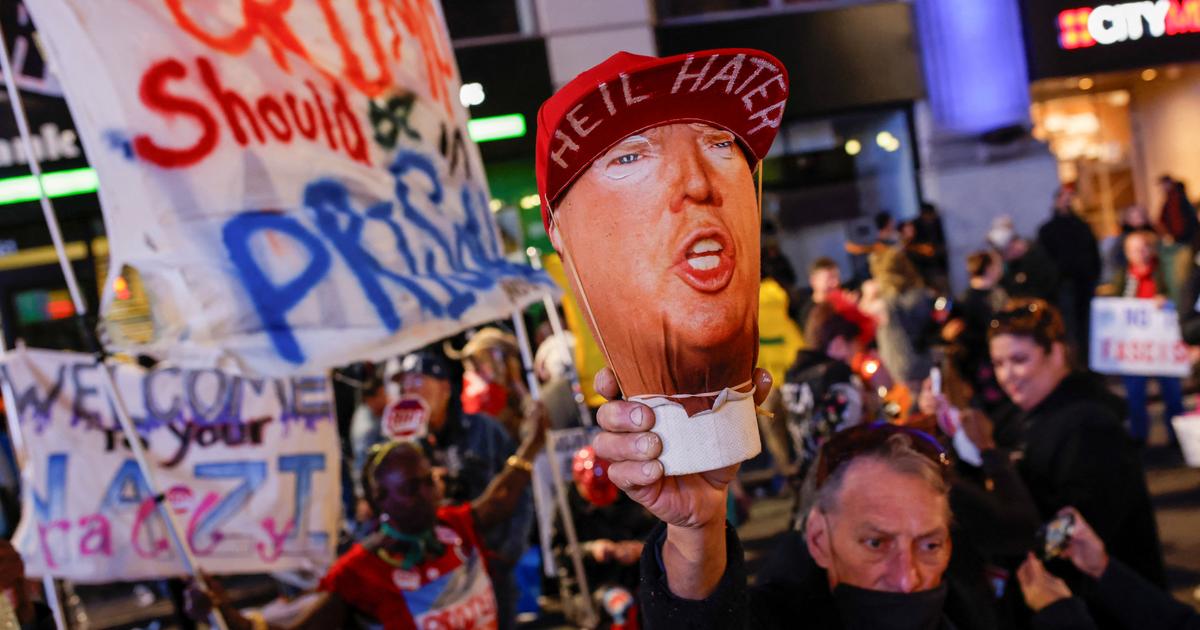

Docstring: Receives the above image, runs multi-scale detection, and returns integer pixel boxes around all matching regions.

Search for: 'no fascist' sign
[1090,297,1190,377]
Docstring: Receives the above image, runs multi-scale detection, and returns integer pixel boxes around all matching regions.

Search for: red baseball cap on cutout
[535,48,789,236]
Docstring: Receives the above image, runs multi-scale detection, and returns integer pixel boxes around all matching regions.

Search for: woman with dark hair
[186,407,546,630]
[987,298,1165,589]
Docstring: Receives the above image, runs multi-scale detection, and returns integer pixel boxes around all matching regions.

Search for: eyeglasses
[990,301,1041,329]
[814,421,951,488]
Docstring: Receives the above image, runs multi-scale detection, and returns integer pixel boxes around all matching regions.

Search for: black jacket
[1038,213,1101,286]
[1179,251,1200,345]
[638,522,1103,630]
[1002,242,1060,304]
[1014,373,1166,588]
[639,522,960,630]
[1026,557,1200,630]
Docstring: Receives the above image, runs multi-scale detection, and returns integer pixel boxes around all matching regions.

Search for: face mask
[832,582,948,630]
[987,226,1014,250]
[820,511,949,630]
[382,396,430,440]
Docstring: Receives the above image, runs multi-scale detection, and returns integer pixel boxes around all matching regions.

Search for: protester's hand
[0,539,32,623]
[917,377,940,416]
[519,398,550,454]
[1058,507,1109,579]
[588,539,617,563]
[614,540,644,566]
[354,498,375,524]
[591,366,772,530]
[941,318,966,342]
[183,574,226,621]
[1154,295,1169,309]
[1017,553,1073,612]
[960,409,996,451]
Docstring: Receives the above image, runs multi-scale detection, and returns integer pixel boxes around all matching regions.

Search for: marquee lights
[1058,0,1200,50]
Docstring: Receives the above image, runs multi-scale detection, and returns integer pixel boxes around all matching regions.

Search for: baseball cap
[536,48,789,234]
[388,347,453,382]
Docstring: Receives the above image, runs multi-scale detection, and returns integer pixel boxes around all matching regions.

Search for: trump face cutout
[551,122,759,406]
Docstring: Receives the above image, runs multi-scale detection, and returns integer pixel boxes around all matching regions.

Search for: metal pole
[41,576,67,630]
[510,309,596,627]
[0,345,68,630]
[525,249,592,427]
[0,24,228,630]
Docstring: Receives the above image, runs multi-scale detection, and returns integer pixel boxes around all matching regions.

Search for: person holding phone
[987,298,1165,590]
[1017,507,1199,630]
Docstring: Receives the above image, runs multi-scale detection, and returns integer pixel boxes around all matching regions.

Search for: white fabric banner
[23,0,557,376]
[1089,297,1190,378]
[1,348,340,582]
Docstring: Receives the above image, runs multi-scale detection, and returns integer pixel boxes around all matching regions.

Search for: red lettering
[1167,0,1200,35]
[257,95,293,142]
[389,0,455,114]
[165,0,311,72]
[332,82,369,165]
[133,58,219,168]
[78,514,113,557]
[131,497,172,559]
[317,0,391,96]
[186,492,224,556]
[285,93,319,139]
[133,58,371,168]
[198,56,265,146]
[308,81,339,152]
[35,520,70,569]
[256,517,294,562]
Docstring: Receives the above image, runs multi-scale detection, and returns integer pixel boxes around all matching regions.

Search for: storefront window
[762,107,919,282]
[1032,89,1135,235]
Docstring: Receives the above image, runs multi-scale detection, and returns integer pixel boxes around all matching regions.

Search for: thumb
[753,368,773,407]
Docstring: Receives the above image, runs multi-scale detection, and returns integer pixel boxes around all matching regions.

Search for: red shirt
[319,505,497,630]
[1129,262,1158,299]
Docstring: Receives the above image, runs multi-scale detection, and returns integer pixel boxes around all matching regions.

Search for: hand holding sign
[592,365,771,598]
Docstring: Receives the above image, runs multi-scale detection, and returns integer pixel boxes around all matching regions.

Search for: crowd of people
[591,177,1200,630]
[3,45,1198,630]
[169,175,1200,630]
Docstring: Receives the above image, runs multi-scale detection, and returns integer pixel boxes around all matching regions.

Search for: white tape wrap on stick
[640,387,761,476]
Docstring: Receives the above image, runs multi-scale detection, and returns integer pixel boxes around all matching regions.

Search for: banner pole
[41,576,66,630]
[0,345,68,630]
[525,249,593,427]
[511,309,596,626]
[0,24,228,630]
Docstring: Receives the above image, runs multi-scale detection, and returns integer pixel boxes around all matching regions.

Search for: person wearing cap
[536,48,788,477]
[452,327,529,441]
[391,344,536,630]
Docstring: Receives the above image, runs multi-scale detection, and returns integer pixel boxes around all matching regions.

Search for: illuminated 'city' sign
[1058,0,1200,49]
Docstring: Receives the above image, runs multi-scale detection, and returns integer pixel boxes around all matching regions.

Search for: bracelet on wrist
[506,454,533,473]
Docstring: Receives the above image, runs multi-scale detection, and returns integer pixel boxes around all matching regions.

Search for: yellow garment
[757,278,804,387]
[542,252,608,407]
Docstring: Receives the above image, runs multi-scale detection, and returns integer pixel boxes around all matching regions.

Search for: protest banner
[22,0,557,376]
[0,347,340,582]
[1089,297,1189,378]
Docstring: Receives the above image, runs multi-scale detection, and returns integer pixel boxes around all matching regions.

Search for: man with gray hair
[592,363,1086,628]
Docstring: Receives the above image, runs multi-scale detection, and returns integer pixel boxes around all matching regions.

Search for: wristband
[506,454,534,473]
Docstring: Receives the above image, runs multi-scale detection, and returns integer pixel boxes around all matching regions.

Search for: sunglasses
[990,301,1041,329]
[814,421,951,488]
